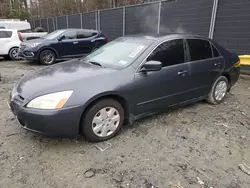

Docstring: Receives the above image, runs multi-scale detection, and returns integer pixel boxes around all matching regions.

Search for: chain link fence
[30,0,250,54]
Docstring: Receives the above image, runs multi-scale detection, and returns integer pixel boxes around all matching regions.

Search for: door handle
[178,70,188,76]
[73,41,78,44]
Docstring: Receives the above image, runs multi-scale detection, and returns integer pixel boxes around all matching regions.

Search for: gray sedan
[9,34,240,142]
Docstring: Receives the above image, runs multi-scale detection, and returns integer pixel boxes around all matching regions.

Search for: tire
[207,76,229,105]
[81,99,124,142]
[9,47,20,60]
[3,55,11,60]
[39,50,56,65]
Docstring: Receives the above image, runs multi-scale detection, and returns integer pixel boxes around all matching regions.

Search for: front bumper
[18,47,39,61]
[9,99,83,137]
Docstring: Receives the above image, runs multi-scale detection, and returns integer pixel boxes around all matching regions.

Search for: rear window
[187,39,212,61]
[77,31,97,39]
[0,31,12,38]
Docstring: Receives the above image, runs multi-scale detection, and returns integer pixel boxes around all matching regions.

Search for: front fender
[83,91,128,108]
[79,91,135,118]
[37,46,59,58]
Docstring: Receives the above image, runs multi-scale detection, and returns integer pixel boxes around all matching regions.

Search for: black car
[9,34,240,142]
[18,29,108,65]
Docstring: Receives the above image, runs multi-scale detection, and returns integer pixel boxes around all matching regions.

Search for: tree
[0,0,156,19]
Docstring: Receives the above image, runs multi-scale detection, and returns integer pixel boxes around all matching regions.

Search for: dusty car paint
[9,34,240,137]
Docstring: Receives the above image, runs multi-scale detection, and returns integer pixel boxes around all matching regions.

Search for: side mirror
[141,61,162,72]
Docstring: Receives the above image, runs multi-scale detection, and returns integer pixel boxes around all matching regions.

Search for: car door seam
[137,85,208,106]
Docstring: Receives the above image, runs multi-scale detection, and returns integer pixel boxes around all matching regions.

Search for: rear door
[51,30,78,57]
[0,31,12,55]
[75,30,97,55]
[187,39,225,97]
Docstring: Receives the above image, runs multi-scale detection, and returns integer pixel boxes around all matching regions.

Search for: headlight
[27,43,40,48]
[26,90,73,110]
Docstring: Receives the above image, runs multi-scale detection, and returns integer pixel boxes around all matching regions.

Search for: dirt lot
[0,60,250,188]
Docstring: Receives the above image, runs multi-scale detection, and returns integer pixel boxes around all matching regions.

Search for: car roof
[57,28,99,33]
[122,33,210,42]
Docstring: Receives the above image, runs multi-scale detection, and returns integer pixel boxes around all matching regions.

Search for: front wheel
[207,76,229,105]
[81,99,124,142]
[39,50,56,65]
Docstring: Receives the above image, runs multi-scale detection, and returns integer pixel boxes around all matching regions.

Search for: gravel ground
[0,60,250,188]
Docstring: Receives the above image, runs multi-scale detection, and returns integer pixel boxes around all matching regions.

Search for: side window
[212,44,220,57]
[62,30,76,40]
[187,39,212,61]
[0,31,12,38]
[6,31,12,37]
[147,39,185,67]
[77,31,97,39]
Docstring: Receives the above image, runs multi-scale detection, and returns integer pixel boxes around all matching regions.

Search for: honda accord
[9,34,240,142]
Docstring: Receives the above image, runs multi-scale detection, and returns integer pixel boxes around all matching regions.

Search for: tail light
[17,32,23,42]
[234,60,240,67]
[104,39,109,43]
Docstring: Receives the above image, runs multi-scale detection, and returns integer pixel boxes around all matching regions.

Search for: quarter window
[212,45,220,57]
[147,39,185,67]
[77,31,97,39]
[187,39,212,61]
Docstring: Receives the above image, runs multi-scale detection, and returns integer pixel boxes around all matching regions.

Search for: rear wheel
[9,47,20,60]
[81,99,124,142]
[39,50,56,65]
[207,76,229,104]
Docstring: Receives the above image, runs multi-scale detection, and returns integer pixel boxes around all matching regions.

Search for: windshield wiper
[88,61,104,67]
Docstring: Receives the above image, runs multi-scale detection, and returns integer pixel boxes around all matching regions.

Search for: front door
[187,39,225,97]
[134,39,194,115]
[75,30,97,55]
[51,30,79,58]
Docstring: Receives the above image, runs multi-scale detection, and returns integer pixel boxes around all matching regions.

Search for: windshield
[44,30,65,40]
[83,38,153,69]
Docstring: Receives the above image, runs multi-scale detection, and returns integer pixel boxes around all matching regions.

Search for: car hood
[22,38,53,44]
[16,59,116,99]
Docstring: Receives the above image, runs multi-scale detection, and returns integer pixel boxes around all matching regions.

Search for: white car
[0,19,48,41]
[0,29,22,60]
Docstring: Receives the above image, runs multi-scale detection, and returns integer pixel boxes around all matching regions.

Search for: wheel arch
[79,93,131,133]
[38,47,59,59]
[221,73,231,91]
